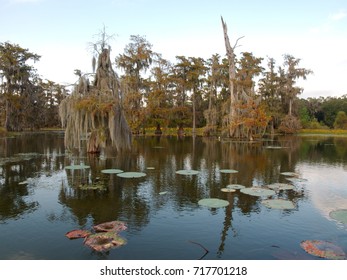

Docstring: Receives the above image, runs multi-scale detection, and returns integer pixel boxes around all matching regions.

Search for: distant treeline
[1,38,346,134]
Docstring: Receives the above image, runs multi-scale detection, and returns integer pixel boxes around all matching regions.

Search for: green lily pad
[240,187,276,197]
[262,199,295,209]
[300,240,346,260]
[176,170,200,175]
[280,172,299,177]
[220,169,238,174]
[221,188,236,193]
[147,167,155,170]
[286,177,307,183]
[117,172,146,178]
[329,209,347,224]
[198,198,229,208]
[226,184,246,190]
[159,191,168,195]
[101,169,124,174]
[267,183,295,191]
[65,164,90,170]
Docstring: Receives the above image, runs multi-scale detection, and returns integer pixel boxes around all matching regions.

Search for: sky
[1,0,346,99]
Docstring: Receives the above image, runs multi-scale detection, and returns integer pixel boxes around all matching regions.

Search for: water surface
[0,132,346,260]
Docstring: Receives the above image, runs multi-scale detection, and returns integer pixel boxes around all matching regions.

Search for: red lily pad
[93,220,127,233]
[65,229,91,239]
[84,232,127,252]
[300,240,346,260]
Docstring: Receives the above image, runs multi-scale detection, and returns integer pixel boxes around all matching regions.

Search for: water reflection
[0,132,347,259]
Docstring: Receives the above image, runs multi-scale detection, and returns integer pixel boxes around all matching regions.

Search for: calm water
[0,132,346,260]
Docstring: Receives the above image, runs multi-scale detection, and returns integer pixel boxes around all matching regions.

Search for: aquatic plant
[267,183,295,191]
[101,169,124,174]
[261,199,295,210]
[240,187,275,197]
[220,169,238,174]
[176,170,200,175]
[65,229,91,239]
[198,198,229,208]
[300,240,346,260]
[329,209,347,224]
[65,164,90,170]
[225,184,246,190]
[221,188,236,193]
[93,221,127,233]
[117,172,146,178]
[84,232,127,252]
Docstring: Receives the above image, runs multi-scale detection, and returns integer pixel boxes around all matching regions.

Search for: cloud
[329,10,347,21]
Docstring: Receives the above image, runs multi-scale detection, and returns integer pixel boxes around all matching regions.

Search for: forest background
[0,0,346,137]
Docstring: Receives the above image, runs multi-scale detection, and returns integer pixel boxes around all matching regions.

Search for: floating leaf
[93,221,127,233]
[226,184,246,190]
[65,165,90,170]
[266,146,282,149]
[65,229,91,239]
[262,199,295,209]
[79,183,106,190]
[101,169,123,174]
[286,177,307,183]
[280,172,299,177]
[117,172,146,178]
[198,198,229,208]
[147,167,155,170]
[18,181,28,185]
[176,170,200,175]
[240,187,275,197]
[159,191,168,195]
[267,183,295,191]
[220,169,238,174]
[329,209,347,224]
[84,232,127,252]
[300,240,346,260]
[221,188,236,193]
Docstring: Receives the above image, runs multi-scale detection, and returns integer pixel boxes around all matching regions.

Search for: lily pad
[159,191,168,195]
[280,172,299,177]
[176,170,200,175]
[84,232,127,252]
[93,221,127,233]
[226,184,246,190]
[240,187,276,197]
[198,198,229,208]
[101,169,124,174]
[300,240,346,260]
[267,183,295,191]
[221,188,236,193]
[65,164,90,170]
[146,167,155,170]
[329,209,347,224]
[65,229,91,239]
[262,199,295,210]
[117,172,146,178]
[220,169,238,174]
[285,177,307,183]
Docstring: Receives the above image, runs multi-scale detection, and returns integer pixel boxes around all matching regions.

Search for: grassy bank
[299,129,347,135]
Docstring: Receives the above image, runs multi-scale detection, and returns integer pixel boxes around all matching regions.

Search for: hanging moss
[59,48,132,153]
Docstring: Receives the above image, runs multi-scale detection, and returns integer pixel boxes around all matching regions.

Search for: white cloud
[329,10,347,21]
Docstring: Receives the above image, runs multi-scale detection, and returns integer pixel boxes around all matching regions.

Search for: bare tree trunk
[221,17,242,138]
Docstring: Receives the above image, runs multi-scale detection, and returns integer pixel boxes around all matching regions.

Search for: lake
[0,132,346,260]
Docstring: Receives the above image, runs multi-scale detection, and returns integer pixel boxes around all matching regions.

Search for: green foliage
[334,111,347,129]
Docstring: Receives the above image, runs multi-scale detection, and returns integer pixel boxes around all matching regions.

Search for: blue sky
[1,0,346,98]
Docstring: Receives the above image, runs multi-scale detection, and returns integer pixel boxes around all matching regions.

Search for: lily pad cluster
[65,220,127,252]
